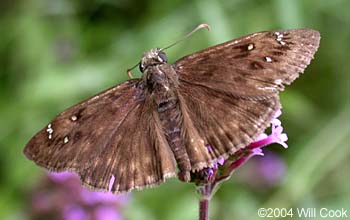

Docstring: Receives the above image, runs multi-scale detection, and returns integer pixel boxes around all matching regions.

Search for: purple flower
[94,206,122,220]
[247,109,288,150]
[236,151,286,189]
[257,152,286,186]
[29,172,130,220]
[81,190,130,206]
[63,204,87,220]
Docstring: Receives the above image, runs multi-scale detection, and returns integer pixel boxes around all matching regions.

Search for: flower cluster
[29,172,129,220]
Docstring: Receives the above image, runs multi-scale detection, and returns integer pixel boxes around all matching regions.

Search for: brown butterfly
[24,24,320,193]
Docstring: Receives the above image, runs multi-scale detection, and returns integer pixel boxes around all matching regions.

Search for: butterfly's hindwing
[177,82,280,171]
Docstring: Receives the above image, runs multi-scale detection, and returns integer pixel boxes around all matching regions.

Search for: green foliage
[0,0,349,219]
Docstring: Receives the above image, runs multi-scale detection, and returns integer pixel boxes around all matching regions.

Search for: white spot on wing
[265,56,272,62]
[47,124,54,139]
[247,43,254,51]
[274,32,286,45]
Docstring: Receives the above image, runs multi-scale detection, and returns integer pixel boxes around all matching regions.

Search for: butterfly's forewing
[24,80,176,193]
[173,29,320,170]
[175,29,320,99]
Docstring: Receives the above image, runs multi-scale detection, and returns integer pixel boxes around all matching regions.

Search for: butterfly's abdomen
[146,64,191,181]
[157,97,191,181]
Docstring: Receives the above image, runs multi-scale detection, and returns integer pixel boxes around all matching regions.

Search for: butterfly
[24,24,320,193]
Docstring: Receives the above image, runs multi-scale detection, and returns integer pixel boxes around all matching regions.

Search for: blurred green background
[1,0,349,219]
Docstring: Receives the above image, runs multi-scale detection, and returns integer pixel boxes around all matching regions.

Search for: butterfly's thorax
[143,63,191,181]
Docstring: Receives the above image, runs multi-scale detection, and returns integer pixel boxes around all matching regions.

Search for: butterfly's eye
[157,52,168,63]
[139,63,145,72]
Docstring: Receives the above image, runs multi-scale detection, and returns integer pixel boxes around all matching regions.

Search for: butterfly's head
[139,48,168,72]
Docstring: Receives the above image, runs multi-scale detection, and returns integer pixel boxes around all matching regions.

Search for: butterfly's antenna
[126,62,139,79]
[160,23,210,51]
[126,24,210,78]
